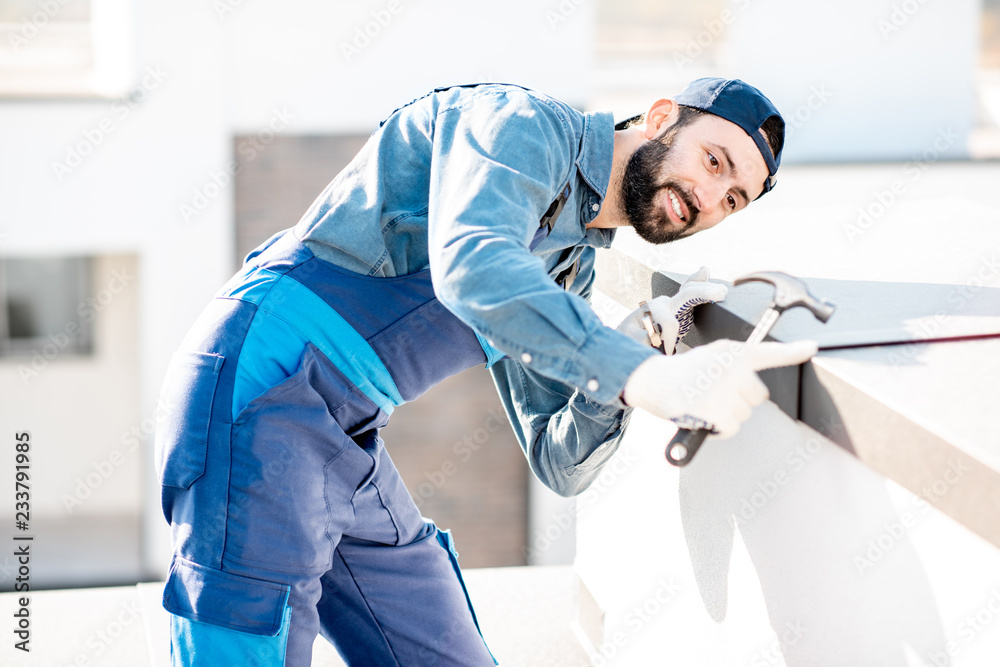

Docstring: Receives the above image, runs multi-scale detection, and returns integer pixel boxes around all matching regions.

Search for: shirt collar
[576,110,615,202]
[577,110,616,249]
[581,226,616,249]
[536,109,617,253]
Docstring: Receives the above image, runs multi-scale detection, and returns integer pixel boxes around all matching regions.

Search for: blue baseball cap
[674,78,784,198]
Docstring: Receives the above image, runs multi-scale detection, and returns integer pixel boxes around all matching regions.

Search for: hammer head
[734,271,835,322]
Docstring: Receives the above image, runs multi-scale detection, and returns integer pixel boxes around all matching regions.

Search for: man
[155,78,816,666]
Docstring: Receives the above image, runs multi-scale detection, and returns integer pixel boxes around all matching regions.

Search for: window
[0,256,93,356]
[597,0,723,60]
[0,0,134,97]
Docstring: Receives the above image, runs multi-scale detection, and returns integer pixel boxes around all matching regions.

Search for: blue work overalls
[155,193,571,665]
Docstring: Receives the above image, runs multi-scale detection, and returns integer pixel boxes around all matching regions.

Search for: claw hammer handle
[665,428,709,466]
[664,305,781,467]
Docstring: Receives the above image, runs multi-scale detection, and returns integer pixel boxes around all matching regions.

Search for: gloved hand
[672,267,727,344]
[615,267,727,354]
[622,339,819,439]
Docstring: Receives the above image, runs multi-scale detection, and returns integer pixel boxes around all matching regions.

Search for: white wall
[0,255,139,518]
[221,0,596,134]
[575,403,1000,666]
[0,0,597,579]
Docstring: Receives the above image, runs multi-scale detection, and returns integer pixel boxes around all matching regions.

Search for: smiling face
[621,106,772,244]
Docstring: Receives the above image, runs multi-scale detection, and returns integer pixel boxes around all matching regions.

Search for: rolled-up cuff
[571,326,659,406]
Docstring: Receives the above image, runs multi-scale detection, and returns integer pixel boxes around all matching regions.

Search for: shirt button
[587,379,599,392]
[591,203,600,212]
[521,353,532,364]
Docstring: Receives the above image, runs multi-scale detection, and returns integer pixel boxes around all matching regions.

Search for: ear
[642,98,680,140]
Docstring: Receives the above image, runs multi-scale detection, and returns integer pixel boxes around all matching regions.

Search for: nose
[691,177,729,221]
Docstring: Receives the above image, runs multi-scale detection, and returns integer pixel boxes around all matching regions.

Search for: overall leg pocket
[155,352,225,489]
[164,556,292,666]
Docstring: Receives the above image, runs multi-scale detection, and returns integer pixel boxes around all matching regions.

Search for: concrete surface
[0,566,589,666]
[610,163,1000,349]
[575,405,1000,667]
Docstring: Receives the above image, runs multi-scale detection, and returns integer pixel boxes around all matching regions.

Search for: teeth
[668,190,683,220]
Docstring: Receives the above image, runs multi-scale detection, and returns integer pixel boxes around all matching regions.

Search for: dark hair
[615,104,784,160]
[760,113,784,160]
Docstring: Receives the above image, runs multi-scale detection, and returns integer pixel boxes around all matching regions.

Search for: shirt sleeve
[488,249,632,497]
[427,87,658,404]
[490,357,633,497]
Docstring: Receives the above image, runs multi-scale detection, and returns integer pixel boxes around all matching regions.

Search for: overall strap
[530,182,579,291]
[539,182,572,234]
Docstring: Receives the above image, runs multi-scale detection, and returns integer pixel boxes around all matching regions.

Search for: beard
[620,132,699,245]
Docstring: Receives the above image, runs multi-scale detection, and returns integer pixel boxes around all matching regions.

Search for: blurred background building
[0,0,997,593]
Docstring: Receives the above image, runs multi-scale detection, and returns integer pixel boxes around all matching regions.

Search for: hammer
[664,271,835,467]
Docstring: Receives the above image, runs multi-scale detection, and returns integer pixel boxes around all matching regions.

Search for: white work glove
[616,267,728,354]
[622,339,819,439]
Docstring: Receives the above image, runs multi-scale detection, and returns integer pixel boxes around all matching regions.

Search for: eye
[727,194,737,210]
[708,153,720,170]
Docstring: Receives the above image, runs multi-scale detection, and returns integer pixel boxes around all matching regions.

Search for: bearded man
[155,78,816,666]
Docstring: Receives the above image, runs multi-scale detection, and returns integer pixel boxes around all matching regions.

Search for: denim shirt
[294,84,658,496]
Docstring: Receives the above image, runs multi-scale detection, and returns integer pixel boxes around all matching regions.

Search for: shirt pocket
[155,351,225,489]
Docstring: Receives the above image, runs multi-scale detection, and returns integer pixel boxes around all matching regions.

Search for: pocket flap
[163,557,290,636]
[155,351,224,489]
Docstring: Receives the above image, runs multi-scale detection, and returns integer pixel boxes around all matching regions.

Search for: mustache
[665,179,699,230]
[620,133,703,244]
